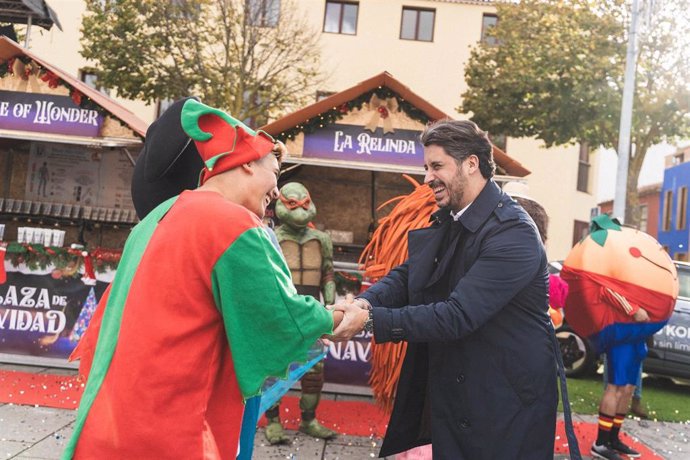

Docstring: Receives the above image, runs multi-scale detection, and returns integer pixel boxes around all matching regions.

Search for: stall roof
[0,0,61,31]
[0,36,147,139]
[262,71,530,177]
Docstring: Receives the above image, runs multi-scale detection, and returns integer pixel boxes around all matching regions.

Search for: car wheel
[556,326,598,378]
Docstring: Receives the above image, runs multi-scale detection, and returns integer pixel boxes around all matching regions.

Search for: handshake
[327,295,371,342]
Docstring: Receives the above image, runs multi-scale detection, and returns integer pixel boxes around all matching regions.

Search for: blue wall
[658,162,690,258]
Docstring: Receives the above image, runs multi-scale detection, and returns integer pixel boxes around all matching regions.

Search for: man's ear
[466,154,479,174]
[241,162,254,174]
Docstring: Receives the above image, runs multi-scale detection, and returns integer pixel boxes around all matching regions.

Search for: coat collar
[430,179,503,233]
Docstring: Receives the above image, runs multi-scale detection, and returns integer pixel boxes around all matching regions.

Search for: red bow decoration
[41,70,60,89]
[71,89,83,106]
[279,192,312,210]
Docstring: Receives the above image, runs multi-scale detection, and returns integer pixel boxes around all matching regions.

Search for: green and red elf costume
[62,100,334,459]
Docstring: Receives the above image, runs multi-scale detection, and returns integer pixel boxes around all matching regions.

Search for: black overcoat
[361,180,557,459]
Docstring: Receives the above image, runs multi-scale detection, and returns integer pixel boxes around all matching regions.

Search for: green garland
[4,243,120,274]
[277,87,432,142]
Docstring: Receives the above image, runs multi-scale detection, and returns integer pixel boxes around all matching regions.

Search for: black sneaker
[591,442,625,460]
[610,438,641,457]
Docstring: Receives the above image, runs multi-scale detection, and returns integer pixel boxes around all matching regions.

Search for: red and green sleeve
[213,226,334,398]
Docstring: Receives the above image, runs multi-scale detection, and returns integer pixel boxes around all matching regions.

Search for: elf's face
[245,154,280,219]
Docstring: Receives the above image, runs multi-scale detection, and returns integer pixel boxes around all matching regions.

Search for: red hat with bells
[180,99,276,185]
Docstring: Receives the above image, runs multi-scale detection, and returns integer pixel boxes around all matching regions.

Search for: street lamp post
[612,0,641,223]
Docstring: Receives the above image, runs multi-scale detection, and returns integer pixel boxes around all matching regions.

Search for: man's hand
[331,301,369,342]
[332,309,345,329]
[633,307,650,322]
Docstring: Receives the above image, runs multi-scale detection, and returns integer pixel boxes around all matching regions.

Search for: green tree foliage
[80,0,323,124]
[462,0,690,224]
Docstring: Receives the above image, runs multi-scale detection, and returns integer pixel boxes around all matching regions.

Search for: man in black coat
[334,120,558,459]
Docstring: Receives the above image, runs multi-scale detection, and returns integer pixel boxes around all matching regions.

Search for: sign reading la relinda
[0,90,103,137]
[302,123,424,168]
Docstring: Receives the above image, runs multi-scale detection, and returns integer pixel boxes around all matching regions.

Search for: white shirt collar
[449,202,472,221]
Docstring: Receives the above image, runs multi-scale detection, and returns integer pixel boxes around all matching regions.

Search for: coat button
[434,257,439,265]
[497,202,503,208]
[459,418,471,429]
[456,374,465,383]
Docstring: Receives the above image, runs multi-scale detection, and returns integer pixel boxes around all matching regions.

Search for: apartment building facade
[22,0,600,259]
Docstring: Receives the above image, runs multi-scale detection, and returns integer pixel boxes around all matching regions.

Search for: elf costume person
[62,100,345,459]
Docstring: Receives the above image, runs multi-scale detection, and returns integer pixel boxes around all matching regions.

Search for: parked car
[552,260,690,379]
[645,261,690,380]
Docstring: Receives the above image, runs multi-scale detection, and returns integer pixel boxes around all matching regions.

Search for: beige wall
[506,138,600,259]
[22,0,599,259]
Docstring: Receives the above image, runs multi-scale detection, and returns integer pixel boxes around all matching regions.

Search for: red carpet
[0,370,663,458]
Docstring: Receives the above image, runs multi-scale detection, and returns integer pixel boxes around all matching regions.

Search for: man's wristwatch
[363,308,374,333]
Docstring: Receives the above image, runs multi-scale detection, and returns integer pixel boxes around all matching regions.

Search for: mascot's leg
[264,402,289,445]
[299,362,338,439]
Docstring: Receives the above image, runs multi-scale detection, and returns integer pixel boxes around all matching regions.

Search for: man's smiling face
[423,144,469,212]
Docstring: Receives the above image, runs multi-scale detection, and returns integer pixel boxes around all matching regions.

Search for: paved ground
[2,363,689,459]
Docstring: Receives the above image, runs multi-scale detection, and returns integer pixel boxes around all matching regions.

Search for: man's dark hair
[420,119,496,179]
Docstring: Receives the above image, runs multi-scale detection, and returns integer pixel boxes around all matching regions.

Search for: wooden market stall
[0,36,146,367]
[261,72,530,392]
[262,71,530,263]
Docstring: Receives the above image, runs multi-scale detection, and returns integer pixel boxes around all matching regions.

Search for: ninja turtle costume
[264,182,339,443]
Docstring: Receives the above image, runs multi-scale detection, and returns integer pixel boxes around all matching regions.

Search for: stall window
[323,1,358,35]
[677,186,688,230]
[481,14,498,45]
[79,69,109,96]
[247,0,280,27]
[400,7,435,42]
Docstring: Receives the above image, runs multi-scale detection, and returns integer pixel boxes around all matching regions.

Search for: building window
[677,187,688,230]
[577,143,590,193]
[638,204,648,233]
[481,14,498,45]
[316,90,336,101]
[573,220,589,247]
[79,69,109,96]
[323,1,358,35]
[662,190,673,231]
[400,7,435,42]
[247,0,280,27]
[157,98,174,118]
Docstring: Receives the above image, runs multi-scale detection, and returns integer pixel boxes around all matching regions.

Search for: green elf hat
[180,99,276,185]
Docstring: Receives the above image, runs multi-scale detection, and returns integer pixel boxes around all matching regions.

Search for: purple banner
[323,331,372,387]
[0,270,108,360]
[0,90,103,137]
[303,123,424,168]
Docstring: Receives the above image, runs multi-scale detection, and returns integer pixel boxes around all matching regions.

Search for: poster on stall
[323,331,373,388]
[0,267,108,364]
[24,142,135,213]
[321,276,372,392]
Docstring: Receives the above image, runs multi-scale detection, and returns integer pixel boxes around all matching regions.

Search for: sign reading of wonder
[302,123,424,168]
[0,90,103,137]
